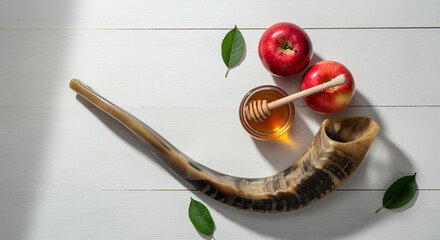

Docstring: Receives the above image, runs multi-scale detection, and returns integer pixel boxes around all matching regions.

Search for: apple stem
[225,68,230,78]
[286,44,297,52]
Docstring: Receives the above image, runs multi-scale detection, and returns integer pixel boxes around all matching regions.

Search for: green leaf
[376,173,418,213]
[221,25,245,78]
[188,198,215,236]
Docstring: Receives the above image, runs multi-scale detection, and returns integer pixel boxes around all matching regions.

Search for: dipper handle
[268,74,347,110]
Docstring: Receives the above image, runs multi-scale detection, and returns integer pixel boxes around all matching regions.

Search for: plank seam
[1,105,440,109]
[0,27,439,31]
[0,188,436,192]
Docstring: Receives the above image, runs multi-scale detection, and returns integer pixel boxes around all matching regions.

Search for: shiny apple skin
[301,61,355,114]
[258,22,313,77]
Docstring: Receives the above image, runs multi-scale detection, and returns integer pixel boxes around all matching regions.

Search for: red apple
[258,22,313,77]
[301,61,355,114]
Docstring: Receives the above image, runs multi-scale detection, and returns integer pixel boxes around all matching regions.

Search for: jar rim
[239,85,295,140]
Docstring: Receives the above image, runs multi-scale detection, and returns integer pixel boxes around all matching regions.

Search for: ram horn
[70,79,380,213]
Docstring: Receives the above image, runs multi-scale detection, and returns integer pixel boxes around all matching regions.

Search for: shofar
[70,79,380,213]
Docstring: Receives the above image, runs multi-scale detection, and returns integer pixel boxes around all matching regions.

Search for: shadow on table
[252,114,314,172]
[250,53,324,171]
[233,64,415,238]
[298,90,415,189]
[254,52,414,190]
[74,78,415,239]
[0,2,75,240]
[192,189,379,239]
[75,95,198,193]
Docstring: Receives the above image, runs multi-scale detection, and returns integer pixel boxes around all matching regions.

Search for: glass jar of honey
[239,85,295,140]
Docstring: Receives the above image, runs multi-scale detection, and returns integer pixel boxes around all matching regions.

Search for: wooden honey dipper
[245,74,347,122]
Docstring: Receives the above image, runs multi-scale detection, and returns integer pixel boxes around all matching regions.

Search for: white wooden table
[1,1,439,239]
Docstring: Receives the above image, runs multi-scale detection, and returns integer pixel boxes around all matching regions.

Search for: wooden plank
[0,190,435,239]
[1,29,440,107]
[1,106,437,190]
[1,0,439,29]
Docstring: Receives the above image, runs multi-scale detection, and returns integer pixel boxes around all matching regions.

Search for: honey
[239,85,295,140]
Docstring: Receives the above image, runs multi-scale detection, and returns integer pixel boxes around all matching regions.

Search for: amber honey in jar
[239,85,295,140]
